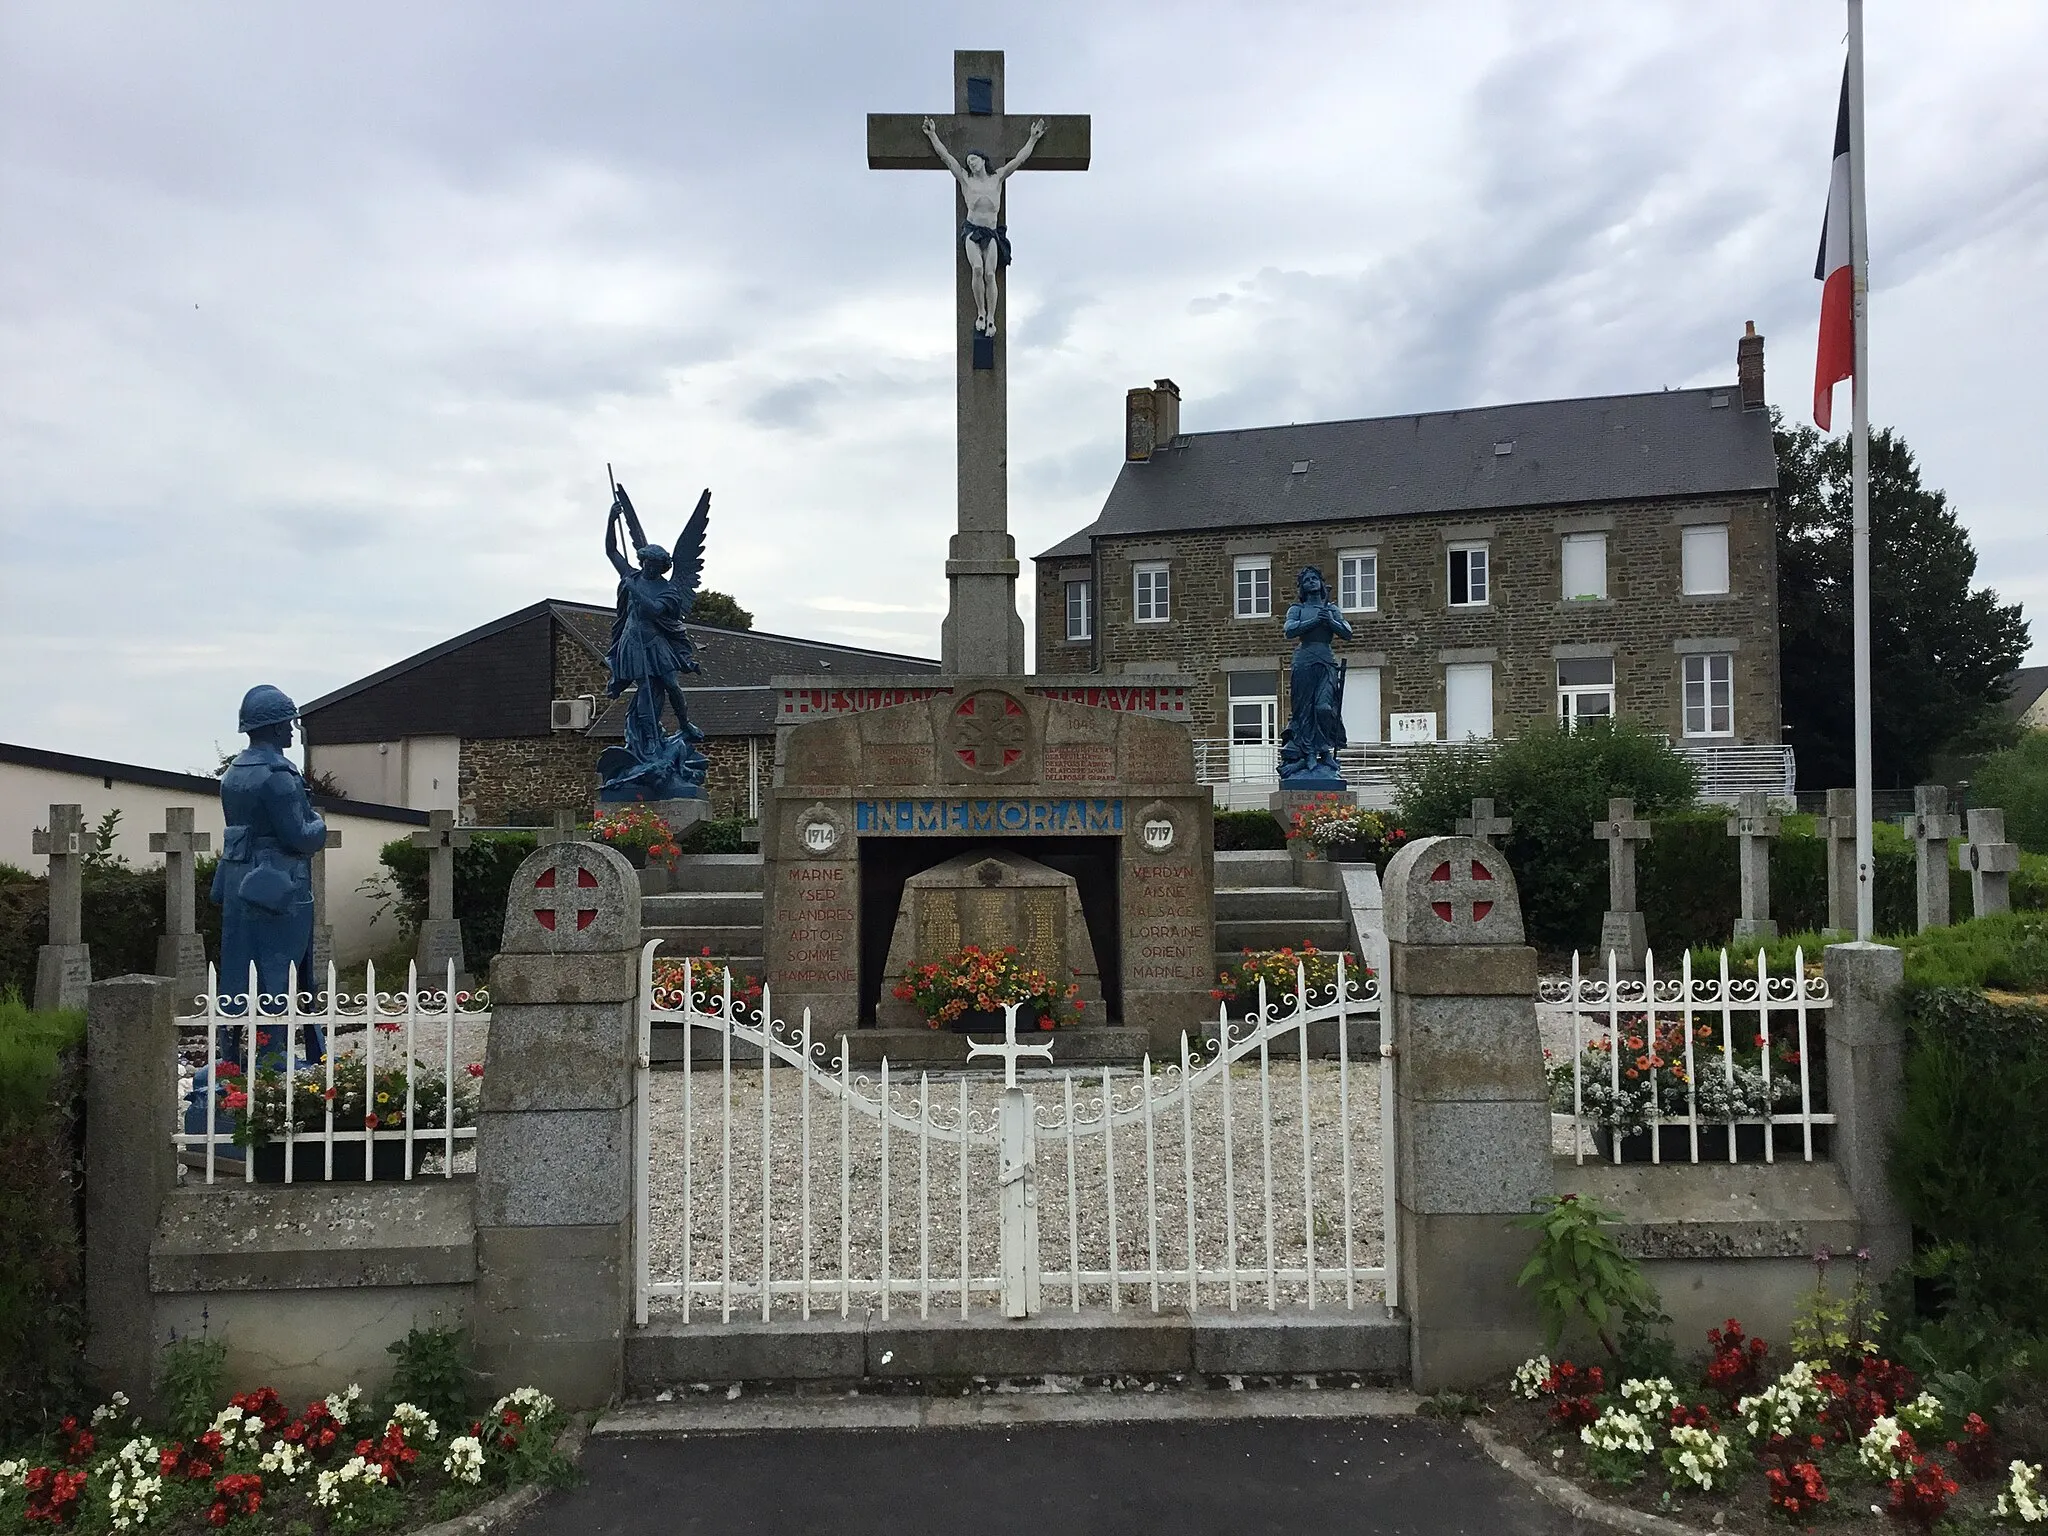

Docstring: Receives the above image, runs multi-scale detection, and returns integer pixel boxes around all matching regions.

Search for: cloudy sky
[3,0,2042,775]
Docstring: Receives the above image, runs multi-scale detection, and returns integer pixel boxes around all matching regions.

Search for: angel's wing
[670,488,712,605]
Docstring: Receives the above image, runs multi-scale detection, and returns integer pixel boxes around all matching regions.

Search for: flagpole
[1847,0,1875,940]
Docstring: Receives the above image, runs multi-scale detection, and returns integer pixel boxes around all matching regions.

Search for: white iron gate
[632,948,1395,1324]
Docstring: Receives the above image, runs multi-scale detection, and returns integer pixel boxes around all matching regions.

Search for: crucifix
[966,1002,1052,1316]
[869,50,1090,676]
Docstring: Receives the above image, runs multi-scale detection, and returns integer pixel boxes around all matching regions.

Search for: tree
[690,590,753,631]
[1775,414,2030,789]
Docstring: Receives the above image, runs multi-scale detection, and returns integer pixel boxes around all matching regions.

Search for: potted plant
[1211,944,1364,1006]
[892,945,1081,1033]
[213,1046,482,1182]
[1284,796,1409,866]
[589,807,682,871]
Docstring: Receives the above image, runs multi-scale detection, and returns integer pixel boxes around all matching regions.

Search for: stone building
[299,599,939,824]
[1035,327,1788,801]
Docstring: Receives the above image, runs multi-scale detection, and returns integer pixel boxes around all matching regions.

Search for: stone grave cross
[411,809,471,989]
[150,807,212,1004]
[1592,797,1652,971]
[1902,784,1961,933]
[1821,787,1859,935]
[868,50,1090,676]
[1454,798,1513,844]
[309,828,341,982]
[1960,807,2018,919]
[539,810,587,848]
[32,803,90,1011]
[1725,790,1781,943]
[966,1002,1051,1317]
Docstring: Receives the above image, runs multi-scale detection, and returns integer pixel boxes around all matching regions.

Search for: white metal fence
[1537,949,1834,1166]
[633,950,1394,1324]
[174,961,487,1184]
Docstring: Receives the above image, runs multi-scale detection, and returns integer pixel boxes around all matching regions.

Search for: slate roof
[1038,386,1781,559]
[2004,665,2048,724]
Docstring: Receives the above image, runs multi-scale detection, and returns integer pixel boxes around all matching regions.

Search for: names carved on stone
[1043,742,1117,781]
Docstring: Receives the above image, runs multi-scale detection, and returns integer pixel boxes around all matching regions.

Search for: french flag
[1813,67,1853,431]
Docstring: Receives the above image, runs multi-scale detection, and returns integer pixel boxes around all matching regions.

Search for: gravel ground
[642,1056,1389,1319]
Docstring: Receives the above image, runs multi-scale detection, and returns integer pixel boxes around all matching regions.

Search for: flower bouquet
[892,945,1080,1032]
[1211,944,1364,1007]
[589,807,681,870]
[1284,796,1408,863]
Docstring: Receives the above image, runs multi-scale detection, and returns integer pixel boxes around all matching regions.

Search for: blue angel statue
[597,480,712,802]
[1277,565,1352,789]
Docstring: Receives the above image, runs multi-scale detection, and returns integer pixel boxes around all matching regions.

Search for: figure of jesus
[922,115,1047,337]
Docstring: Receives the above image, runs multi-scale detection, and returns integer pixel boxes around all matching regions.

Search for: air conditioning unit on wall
[550,695,596,732]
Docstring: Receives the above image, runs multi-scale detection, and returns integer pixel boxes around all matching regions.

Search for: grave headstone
[308,828,341,982]
[1591,797,1652,972]
[874,849,1102,1031]
[1902,784,1961,933]
[32,803,90,1012]
[411,809,471,989]
[1454,798,1512,844]
[150,807,212,1007]
[1960,807,2019,918]
[1822,787,1858,936]
[1725,790,1781,943]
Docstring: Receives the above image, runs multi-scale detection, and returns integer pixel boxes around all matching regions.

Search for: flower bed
[1486,1316,2047,1531]
[1544,1015,1808,1138]
[1283,796,1408,863]
[1211,945,1364,1007]
[653,951,762,1015]
[589,808,681,870]
[0,1381,573,1534]
[892,945,1081,1031]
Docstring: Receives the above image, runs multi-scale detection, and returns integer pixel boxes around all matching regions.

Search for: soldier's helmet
[238,684,300,733]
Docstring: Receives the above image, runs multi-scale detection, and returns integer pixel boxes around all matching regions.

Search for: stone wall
[1034,491,1780,743]
[459,733,765,824]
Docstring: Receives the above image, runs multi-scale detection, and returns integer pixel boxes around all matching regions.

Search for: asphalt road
[518,1417,1591,1535]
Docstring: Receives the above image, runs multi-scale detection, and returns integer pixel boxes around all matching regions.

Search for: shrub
[677,817,749,855]
[0,991,86,1442]
[1512,1192,1662,1357]
[1971,733,2048,854]
[385,1325,473,1429]
[377,833,537,973]
[0,862,225,1001]
[1214,809,1287,851]
[1393,721,1697,950]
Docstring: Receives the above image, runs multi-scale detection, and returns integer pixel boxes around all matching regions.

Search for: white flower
[388,1403,440,1444]
[325,1383,364,1427]
[443,1436,485,1486]
[1896,1391,1946,1435]
[314,1454,388,1508]
[208,1403,263,1453]
[1581,1408,1658,1458]
[1620,1377,1677,1417]
[92,1391,133,1428]
[259,1441,310,1480]
[1857,1415,1915,1480]
[1663,1425,1732,1493]
[1994,1460,2048,1525]
[1736,1361,1823,1441]
[489,1386,556,1423]
[1510,1355,1553,1401]
[0,1458,24,1487]
[105,1466,163,1532]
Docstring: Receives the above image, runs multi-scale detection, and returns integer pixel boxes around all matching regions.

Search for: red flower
[207,1472,264,1527]
[363,1112,380,1129]
[375,1020,401,1035]
[222,1088,250,1112]
[1888,1455,1958,1530]
[23,1466,89,1525]
[58,1415,94,1464]
[1946,1413,1999,1479]
[230,1387,289,1428]
[1765,1460,1829,1520]
[1704,1319,1769,1398]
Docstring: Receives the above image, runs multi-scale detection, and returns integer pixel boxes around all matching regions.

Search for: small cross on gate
[1424,855,1498,927]
[1454,798,1513,842]
[531,862,601,934]
[966,1003,1055,1088]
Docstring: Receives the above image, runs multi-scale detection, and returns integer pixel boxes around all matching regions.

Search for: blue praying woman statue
[597,479,712,802]
[1277,565,1352,789]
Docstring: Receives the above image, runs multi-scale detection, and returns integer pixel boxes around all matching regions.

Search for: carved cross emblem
[1426,857,1497,926]
[953,690,1027,772]
[533,864,599,932]
[966,1003,1056,1088]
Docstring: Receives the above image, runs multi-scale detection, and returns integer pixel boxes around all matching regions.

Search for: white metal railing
[1537,948,1834,1166]
[174,961,487,1184]
[1676,744,1797,803]
[633,951,1394,1324]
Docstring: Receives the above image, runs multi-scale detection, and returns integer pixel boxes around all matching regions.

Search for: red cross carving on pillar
[533,864,600,932]
[954,690,1027,771]
[1426,857,1496,926]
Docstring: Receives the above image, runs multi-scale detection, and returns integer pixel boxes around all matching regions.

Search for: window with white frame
[1338,550,1378,612]
[1448,542,1489,607]
[1064,579,1092,642]
[1681,525,1730,595]
[1233,555,1272,619]
[1134,562,1171,623]
[1556,657,1615,729]
[1682,653,1734,737]
[1561,532,1607,601]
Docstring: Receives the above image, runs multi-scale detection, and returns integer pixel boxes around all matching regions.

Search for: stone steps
[647,855,766,974]
[669,853,766,892]
[642,890,762,927]
[1213,886,1340,922]
[1214,850,1294,889]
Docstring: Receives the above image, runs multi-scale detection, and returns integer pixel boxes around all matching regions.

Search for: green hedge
[0,863,224,1000]
[1214,810,1287,851]
[1971,732,2048,853]
[0,993,86,1440]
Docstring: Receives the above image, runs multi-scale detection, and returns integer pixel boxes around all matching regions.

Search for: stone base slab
[35,943,90,1012]
[626,1306,1409,1389]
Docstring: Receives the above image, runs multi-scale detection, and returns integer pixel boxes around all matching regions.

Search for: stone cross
[411,809,471,989]
[32,804,90,1011]
[1902,784,1961,933]
[868,50,1090,675]
[1591,797,1653,971]
[309,828,341,982]
[538,810,587,848]
[1821,787,1859,936]
[149,807,212,1004]
[1725,790,1781,943]
[1960,807,2019,919]
[1454,798,1513,843]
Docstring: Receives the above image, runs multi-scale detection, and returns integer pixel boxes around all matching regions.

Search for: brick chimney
[1737,321,1765,411]
[1125,379,1182,462]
